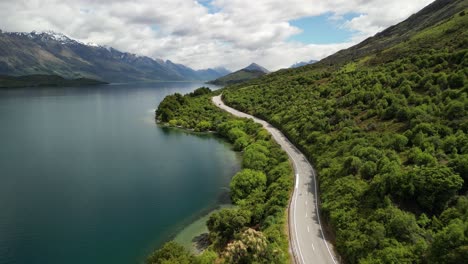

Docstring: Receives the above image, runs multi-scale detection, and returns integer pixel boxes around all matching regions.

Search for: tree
[222,228,282,264]
[448,72,465,88]
[195,120,212,131]
[230,169,267,202]
[147,241,194,264]
[430,219,467,264]
[407,166,463,212]
[242,143,269,171]
[194,250,218,264]
[190,87,212,97]
[207,208,251,248]
[448,155,468,191]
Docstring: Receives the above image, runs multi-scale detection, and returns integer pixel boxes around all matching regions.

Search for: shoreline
[154,124,239,254]
[174,204,234,254]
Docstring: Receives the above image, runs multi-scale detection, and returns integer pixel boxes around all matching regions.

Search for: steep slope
[208,63,269,85]
[317,0,468,67]
[221,0,468,263]
[0,30,228,82]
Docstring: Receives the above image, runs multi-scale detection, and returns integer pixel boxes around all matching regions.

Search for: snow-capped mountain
[0,30,229,82]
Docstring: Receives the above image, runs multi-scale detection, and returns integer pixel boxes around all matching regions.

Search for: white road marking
[213,95,338,264]
[312,243,315,251]
[307,226,310,233]
[305,211,308,217]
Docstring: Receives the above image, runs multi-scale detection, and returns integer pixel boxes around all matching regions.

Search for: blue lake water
[0,82,240,264]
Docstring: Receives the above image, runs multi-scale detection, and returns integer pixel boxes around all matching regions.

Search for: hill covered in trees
[0,74,107,88]
[153,0,467,263]
[220,0,468,262]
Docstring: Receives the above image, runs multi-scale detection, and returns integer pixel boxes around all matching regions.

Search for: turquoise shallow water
[0,82,240,264]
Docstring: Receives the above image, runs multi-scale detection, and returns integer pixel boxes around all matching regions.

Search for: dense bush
[220,10,468,264]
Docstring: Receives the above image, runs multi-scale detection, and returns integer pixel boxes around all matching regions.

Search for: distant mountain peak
[0,29,229,82]
[290,60,318,68]
[243,63,269,73]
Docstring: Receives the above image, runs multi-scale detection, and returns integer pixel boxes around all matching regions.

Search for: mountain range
[290,60,318,68]
[207,63,269,85]
[0,30,230,82]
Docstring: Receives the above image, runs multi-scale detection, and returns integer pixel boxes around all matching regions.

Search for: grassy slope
[0,74,108,88]
[222,5,468,264]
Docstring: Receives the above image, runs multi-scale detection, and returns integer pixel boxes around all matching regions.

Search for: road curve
[213,95,338,264]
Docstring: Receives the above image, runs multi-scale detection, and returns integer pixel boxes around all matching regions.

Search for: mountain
[207,63,269,85]
[243,63,270,73]
[0,74,107,88]
[220,0,468,263]
[290,60,318,68]
[0,30,228,82]
[317,0,468,67]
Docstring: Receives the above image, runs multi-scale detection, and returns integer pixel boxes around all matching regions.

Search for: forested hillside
[0,74,107,88]
[220,3,468,263]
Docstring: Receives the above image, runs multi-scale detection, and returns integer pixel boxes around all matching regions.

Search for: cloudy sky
[0,0,434,70]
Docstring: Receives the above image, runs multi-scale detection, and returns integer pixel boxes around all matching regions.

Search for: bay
[0,82,240,264]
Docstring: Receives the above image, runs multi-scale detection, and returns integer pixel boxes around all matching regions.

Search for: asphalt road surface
[213,95,338,264]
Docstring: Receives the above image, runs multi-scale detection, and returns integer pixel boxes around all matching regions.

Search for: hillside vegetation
[220,3,468,263]
[0,74,107,88]
[151,87,293,263]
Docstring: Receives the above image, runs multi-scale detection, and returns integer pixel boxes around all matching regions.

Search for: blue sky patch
[288,12,360,44]
[197,0,219,14]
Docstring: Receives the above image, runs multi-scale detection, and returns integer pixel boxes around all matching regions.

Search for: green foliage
[448,154,468,191]
[155,89,293,263]
[195,250,218,264]
[430,213,468,264]
[405,166,463,213]
[207,208,251,249]
[242,142,269,171]
[190,87,212,97]
[152,5,468,263]
[146,241,195,264]
[223,228,273,264]
[208,69,266,85]
[230,169,267,203]
[219,8,468,263]
[0,74,107,88]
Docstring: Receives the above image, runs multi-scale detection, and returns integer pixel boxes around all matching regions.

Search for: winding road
[213,95,338,264]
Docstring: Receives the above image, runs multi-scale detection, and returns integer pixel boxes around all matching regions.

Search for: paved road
[213,95,338,264]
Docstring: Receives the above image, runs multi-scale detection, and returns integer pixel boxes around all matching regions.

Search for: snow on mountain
[0,29,230,82]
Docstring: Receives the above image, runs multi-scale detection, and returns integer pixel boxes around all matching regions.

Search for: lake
[0,82,240,264]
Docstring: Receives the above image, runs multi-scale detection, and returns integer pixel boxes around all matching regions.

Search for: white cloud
[0,0,434,70]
